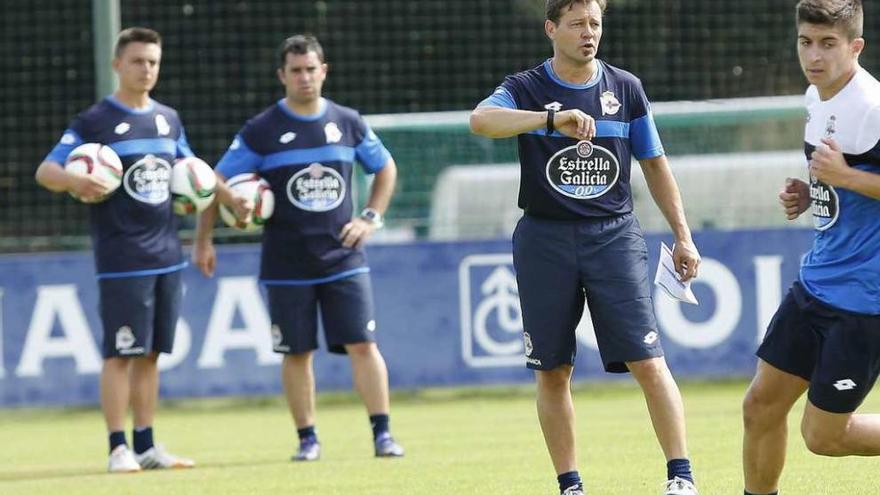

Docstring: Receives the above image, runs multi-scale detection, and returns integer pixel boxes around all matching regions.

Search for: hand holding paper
[654,242,699,305]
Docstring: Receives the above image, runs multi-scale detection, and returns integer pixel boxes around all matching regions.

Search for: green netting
[1,0,875,250]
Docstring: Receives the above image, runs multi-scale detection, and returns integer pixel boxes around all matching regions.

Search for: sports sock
[133,426,154,454]
[667,458,694,483]
[297,426,317,443]
[557,471,582,493]
[369,414,390,440]
[109,431,127,453]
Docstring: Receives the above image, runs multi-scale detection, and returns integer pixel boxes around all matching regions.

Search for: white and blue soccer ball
[64,142,123,202]
[171,157,217,215]
[219,173,275,231]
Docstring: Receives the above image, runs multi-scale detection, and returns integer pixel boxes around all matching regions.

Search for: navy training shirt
[45,96,194,278]
[216,98,391,284]
[479,59,664,220]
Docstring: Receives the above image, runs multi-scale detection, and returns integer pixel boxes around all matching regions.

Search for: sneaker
[374,432,404,457]
[134,445,195,469]
[108,445,142,473]
[292,438,321,462]
[561,485,585,495]
[664,477,698,495]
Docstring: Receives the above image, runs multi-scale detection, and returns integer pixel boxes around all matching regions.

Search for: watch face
[361,208,382,226]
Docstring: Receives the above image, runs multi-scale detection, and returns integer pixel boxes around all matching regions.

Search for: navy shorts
[98,270,182,358]
[266,272,376,355]
[757,281,880,413]
[512,213,663,372]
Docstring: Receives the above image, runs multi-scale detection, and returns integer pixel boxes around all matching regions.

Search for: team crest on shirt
[155,114,170,136]
[286,162,345,212]
[824,115,836,138]
[123,154,172,204]
[279,132,297,144]
[810,175,839,231]
[600,91,621,116]
[324,122,343,144]
[545,140,620,200]
[544,101,563,111]
[115,326,144,355]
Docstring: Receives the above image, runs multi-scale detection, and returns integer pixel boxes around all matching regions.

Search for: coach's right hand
[779,177,810,220]
[555,109,596,141]
[68,173,111,203]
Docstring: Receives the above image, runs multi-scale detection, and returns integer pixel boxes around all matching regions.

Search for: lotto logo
[833,379,856,391]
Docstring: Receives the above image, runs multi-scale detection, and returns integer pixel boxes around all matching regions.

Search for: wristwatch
[360,207,384,228]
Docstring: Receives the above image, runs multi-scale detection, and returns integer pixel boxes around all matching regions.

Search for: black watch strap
[546,108,556,136]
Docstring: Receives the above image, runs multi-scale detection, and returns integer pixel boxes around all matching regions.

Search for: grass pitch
[1,380,879,494]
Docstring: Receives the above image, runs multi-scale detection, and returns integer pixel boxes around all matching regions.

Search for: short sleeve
[477,85,517,109]
[354,121,391,174]
[628,80,664,160]
[176,127,195,159]
[44,117,85,164]
[215,131,263,178]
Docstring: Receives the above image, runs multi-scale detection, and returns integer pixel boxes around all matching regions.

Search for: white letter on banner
[655,258,742,349]
[754,256,784,345]
[197,277,280,368]
[16,285,102,377]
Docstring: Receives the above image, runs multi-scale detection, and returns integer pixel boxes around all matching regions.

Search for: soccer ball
[64,142,123,202]
[171,157,217,215]
[219,173,275,231]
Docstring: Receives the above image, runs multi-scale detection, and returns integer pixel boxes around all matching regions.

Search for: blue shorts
[512,213,662,372]
[265,272,376,355]
[757,281,880,413]
[98,270,182,358]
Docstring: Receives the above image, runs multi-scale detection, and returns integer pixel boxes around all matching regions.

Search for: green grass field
[1,380,879,495]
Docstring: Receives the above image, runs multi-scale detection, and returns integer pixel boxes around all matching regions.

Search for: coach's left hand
[339,217,376,249]
[810,138,853,189]
[673,239,701,282]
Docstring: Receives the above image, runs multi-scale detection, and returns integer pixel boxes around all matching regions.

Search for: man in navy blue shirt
[194,34,403,462]
[743,2,880,494]
[471,1,701,494]
[36,27,195,473]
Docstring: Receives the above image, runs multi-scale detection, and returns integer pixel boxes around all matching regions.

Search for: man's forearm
[841,168,880,200]
[469,107,546,139]
[640,157,693,242]
[365,159,397,214]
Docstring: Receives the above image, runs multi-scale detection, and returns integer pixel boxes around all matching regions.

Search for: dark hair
[546,0,607,24]
[277,34,325,68]
[796,0,863,39]
[114,27,161,58]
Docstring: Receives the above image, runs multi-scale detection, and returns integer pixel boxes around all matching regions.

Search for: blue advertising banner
[0,228,814,407]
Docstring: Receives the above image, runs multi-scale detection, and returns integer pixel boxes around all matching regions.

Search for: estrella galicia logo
[810,176,839,231]
[546,140,620,200]
[286,162,345,212]
[123,154,171,204]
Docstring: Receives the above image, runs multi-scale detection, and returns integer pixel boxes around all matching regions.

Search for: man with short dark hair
[470,1,701,494]
[194,34,403,462]
[36,27,195,473]
[742,1,880,494]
